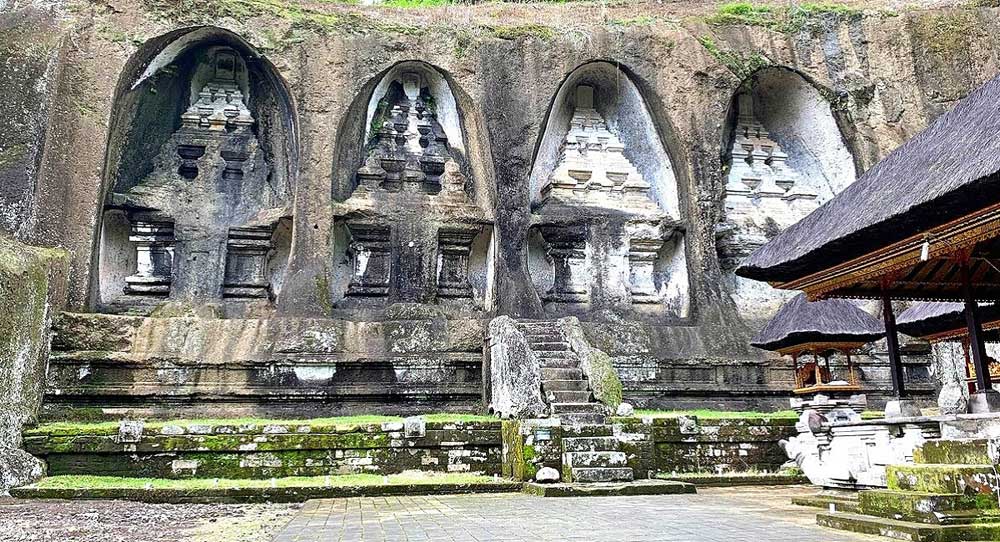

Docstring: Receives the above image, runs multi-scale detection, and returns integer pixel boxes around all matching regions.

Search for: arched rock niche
[527,61,689,319]
[327,61,495,313]
[92,27,299,315]
[718,67,857,328]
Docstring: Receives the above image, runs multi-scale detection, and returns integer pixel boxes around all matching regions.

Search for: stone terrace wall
[24,419,502,479]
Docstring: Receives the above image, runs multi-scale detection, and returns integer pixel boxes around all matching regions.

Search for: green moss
[314,271,333,313]
[911,11,976,56]
[0,143,27,169]
[633,409,797,419]
[587,350,623,409]
[26,413,495,437]
[607,15,659,27]
[697,35,771,80]
[484,23,555,41]
[705,2,861,33]
[28,472,498,490]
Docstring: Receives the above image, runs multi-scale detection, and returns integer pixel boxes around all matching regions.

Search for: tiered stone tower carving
[539,85,659,214]
[718,92,819,269]
[104,47,289,309]
[532,84,686,315]
[334,71,491,309]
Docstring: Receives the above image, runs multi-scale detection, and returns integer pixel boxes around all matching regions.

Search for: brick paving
[270,486,883,542]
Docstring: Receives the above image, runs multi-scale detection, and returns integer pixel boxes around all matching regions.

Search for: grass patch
[697,35,771,80]
[26,413,497,437]
[705,1,861,33]
[633,409,798,419]
[29,472,498,490]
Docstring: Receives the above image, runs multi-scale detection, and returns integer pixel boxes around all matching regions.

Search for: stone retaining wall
[24,420,502,479]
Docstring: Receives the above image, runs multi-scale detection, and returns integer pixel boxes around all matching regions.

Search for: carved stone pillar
[346,223,392,298]
[539,226,588,303]
[223,226,273,298]
[124,220,175,296]
[437,226,479,299]
[629,237,664,304]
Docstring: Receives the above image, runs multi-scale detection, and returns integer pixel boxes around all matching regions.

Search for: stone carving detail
[539,226,588,304]
[346,223,392,299]
[223,226,273,299]
[540,85,657,213]
[356,72,460,195]
[437,227,479,299]
[124,220,174,296]
[628,236,665,304]
[719,92,819,267]
[102,46,290,309]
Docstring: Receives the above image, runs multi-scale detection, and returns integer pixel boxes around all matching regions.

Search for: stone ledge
[816,510,1000,542]
[656,473,807,487]
[522,479,695,497]
[11,481,522,504]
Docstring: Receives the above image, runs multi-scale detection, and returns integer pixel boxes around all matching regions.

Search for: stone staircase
[817,438,1000,540]
[516,320,632,484]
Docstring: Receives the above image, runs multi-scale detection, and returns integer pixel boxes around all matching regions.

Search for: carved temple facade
[0,19,944,419]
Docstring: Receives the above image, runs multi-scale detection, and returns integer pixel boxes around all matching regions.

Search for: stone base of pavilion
[789,411,1000,540]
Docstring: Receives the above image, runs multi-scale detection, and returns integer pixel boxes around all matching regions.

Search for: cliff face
[1,0,995,410]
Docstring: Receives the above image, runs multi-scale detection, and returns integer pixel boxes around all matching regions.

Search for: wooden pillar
[961,262,992,392]
[881,290,906,397]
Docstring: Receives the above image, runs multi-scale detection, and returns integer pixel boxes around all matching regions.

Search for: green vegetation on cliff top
[707,1,862,32]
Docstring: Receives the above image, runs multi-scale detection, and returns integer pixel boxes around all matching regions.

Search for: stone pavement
[270,485,884,542]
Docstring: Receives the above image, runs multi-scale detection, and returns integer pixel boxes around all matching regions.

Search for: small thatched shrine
[752,294,883,394]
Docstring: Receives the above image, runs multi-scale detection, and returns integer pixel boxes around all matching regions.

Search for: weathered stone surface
[535,466,559,483]
[0,234,67,490]
[487,316,545,419]
[559,316,622,410]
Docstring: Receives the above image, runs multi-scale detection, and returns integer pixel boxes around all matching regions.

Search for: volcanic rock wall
[3,0,997,413]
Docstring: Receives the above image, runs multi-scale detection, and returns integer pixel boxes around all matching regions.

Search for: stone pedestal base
[969,390,1000,414]
[884,399,922,419]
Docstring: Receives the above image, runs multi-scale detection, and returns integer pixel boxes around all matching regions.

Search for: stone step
[791,492,860,514]
[542,379,589,392]
[560,424,613,438]
[569,467,634,483]
[551,402,605,415]
[564,451,627,468]
[887,464,999,495]
[535,350,575,359]
[541,368,583,381]
[858,489,992,523]
[563,436,619,453]
[916,439,996,466]
[817,510,1000,541]
[539,357,578,369]
[558,413,607,426]
[547,390,591,404]
[936,508,1000,526]
[528,341,571,352]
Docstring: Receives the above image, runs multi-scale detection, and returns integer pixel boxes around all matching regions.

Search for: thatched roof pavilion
[752,294,883,393]
[735,72,1000,399]
[897,302,1000,343]
[752,294,884,353]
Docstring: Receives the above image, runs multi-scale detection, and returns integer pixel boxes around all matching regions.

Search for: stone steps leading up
[551,402,605,415]
[542,380,589,392]
[562,436,618,452]
[566,467,634,483]
[564,451,627,468]
[548,390,592,404]
[540,367,583,380]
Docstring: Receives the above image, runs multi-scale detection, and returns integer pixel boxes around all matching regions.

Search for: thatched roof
[737,72,1000,283]
[751,293,885,352]
[897,302,1000,340]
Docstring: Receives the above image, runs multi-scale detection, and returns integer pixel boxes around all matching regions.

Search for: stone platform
[522,479,695,497]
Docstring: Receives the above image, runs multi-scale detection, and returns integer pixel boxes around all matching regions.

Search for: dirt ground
[0,498,299,542]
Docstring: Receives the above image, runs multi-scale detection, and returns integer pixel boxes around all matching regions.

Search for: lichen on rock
[558,316,623,410]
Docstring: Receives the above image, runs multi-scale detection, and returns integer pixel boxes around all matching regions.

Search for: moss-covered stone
[0,234,68,489]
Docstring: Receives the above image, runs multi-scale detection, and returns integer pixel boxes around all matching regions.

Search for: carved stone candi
[124,220,174,296]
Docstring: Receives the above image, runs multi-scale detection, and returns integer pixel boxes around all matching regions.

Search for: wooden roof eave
[766,203,1000,300]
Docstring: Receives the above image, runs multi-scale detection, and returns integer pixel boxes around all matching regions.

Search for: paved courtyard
[271,486,882,542]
